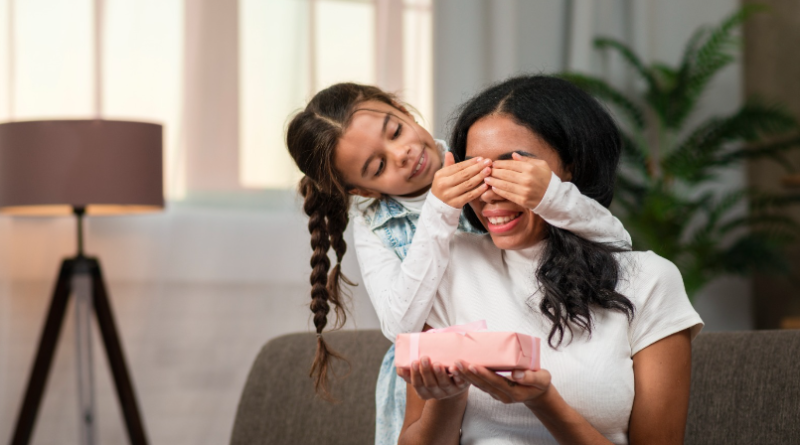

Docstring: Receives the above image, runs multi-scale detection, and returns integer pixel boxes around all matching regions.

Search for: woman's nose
[480,187,503,203]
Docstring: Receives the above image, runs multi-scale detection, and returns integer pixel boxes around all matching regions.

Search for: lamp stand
[11,208,148,445]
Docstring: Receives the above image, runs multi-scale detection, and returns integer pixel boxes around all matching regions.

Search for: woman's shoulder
[615,250,685,296]
[617,250,679,275]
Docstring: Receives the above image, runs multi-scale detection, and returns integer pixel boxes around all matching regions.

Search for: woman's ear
[563,164,573,182]
[348,187,382,199]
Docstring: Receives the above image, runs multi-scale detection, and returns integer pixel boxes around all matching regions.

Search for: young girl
[285,82,631,444]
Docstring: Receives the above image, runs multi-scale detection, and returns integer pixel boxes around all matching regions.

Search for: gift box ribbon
[409,320,488,363]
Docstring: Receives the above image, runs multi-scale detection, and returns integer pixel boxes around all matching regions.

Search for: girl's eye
[392,122,403,140]
[375,159,385,177]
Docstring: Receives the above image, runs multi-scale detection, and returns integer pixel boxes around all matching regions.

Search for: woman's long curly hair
[286,83,398,399]
[449,75,635,347]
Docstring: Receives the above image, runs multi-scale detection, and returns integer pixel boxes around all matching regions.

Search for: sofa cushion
[230,330,391,445]
[685,330,800,445]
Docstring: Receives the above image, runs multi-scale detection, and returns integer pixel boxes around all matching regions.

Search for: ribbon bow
[409,320,488,362]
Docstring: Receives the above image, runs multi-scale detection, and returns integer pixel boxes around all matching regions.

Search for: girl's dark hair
[286,83,398,399]
[449,75,634,347]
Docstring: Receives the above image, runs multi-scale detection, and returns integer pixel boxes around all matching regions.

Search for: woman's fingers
[407,357,470,400]
[457,362,514,403]
[510,369,551,391]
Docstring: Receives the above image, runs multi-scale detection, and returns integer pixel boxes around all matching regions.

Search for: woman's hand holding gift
[431,152,492,209]
[483,152,553,209]
[397,356,470,400]
[456,360,552,409]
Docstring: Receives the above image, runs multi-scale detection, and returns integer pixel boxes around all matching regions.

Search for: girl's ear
[348,187,382,199]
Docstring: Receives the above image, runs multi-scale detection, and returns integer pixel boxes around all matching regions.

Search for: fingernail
[513,370,524,380]
[468,365,478,373]
[412,361,419,371]
[483,159,491,165]
[456,362,465,371]
[484,177,492,183]
[475,157,483,162]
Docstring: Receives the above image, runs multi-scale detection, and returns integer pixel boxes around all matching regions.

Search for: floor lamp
[0,120,163,445]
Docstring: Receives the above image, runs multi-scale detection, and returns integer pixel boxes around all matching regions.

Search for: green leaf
[667,5,768,128]
[594,37,659,95]
[558,73,646,129]
[717,135,800,170]
[664,101,798,182]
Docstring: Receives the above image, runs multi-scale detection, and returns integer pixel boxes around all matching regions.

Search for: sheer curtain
[0,1,432,443]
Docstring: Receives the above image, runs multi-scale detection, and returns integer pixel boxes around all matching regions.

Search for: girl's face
[334,100,440,198]
[466,114,570,251]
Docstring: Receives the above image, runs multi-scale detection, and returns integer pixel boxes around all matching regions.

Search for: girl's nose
[391,144,411,167]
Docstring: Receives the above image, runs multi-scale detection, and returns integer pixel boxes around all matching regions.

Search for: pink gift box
[395,321,540,371]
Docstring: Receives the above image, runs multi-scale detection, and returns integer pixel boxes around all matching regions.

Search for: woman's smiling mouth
[484,211,523,233]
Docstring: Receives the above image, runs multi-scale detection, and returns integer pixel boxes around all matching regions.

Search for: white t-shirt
[421,209,704,444]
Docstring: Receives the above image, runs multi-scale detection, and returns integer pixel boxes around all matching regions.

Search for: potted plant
[560,5,800,298]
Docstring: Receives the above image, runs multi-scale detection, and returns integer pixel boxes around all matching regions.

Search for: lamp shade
[0,119,164,216]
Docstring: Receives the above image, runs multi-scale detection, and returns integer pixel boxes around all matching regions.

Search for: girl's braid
[300,176,345,399]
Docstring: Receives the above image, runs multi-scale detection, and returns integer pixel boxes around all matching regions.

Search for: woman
[396,76,703,444]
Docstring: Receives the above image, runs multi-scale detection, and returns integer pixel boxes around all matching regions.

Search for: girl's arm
[458,329,691,445]
[353,194,459,340]
[488,153,631,247]
[354,155,492,340]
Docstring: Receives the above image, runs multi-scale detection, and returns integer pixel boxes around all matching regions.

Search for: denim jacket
[362,195,481,260]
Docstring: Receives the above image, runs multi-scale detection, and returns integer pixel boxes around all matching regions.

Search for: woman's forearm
[525,386,614,445]
[399,394,468,445]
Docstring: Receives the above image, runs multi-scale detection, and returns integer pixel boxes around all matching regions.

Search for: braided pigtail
[299,176,350,399]
[326,195,354,330]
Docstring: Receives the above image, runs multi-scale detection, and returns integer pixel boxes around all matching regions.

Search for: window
[239,0,432,190]
[2,0,432,198]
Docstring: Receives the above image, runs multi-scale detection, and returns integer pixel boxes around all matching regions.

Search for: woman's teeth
[412,153,425,176]
[487,213,521,225]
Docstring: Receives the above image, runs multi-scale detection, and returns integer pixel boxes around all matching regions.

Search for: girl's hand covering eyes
[431,152,492,209]
[397,356,471,400]
[455,361,552,409]
[484,152,553,209]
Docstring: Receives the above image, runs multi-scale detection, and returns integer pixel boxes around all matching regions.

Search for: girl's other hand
[456,361,551,409]
[397,356,470,400]
[431,152,492,209]
[484,152,552,209]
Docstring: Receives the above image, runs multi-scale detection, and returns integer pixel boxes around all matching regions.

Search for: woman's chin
[489,234,530,251]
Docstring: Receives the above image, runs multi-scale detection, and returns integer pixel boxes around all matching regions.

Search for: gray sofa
[230,330,800,445]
